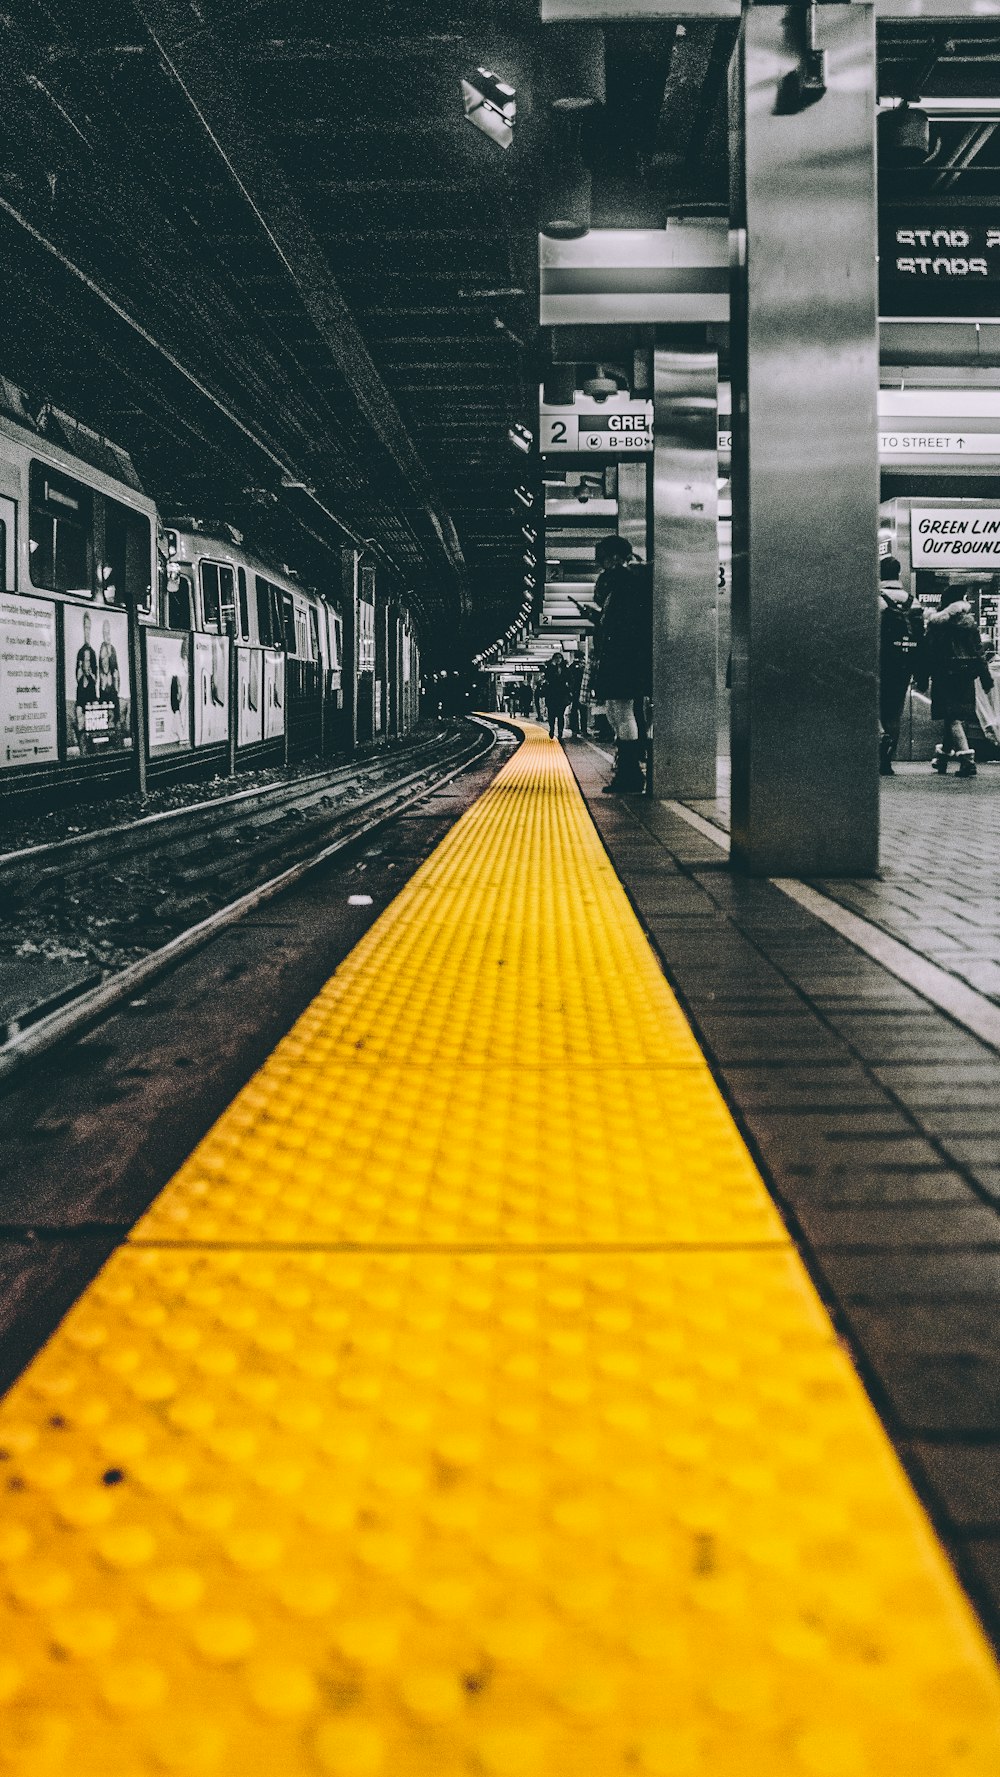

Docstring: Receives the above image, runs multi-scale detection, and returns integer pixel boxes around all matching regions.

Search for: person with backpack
[878,556,925,776]
[918,590,994,778]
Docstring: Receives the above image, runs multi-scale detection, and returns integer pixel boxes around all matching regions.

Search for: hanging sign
[911,508,1000,568]
[880,210,1000,318]
[881,431,1000,457]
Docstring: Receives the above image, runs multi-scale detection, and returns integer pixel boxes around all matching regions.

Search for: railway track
[0,719,501,1080]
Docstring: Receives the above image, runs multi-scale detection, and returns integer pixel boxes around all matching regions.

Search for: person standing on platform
[919,590,994,778]
[591,535,653,794]
[878,556,924,776]
[542,650,571,740]
[566,654,585,738]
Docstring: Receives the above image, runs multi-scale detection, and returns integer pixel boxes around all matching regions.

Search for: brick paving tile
[569,745,1000,1645]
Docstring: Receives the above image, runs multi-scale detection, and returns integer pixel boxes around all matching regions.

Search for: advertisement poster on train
[263,648,285,739]
[237,647,263,747]
[0,591,59,768]
[145,630,191,754]
[63,604,131,757]
[194,634,229,747]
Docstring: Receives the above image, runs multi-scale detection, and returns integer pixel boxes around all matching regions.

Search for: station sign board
[880,209,1000,318]
[881,431,1000,457]
[540,402,652,454]
[911,507,1000,569]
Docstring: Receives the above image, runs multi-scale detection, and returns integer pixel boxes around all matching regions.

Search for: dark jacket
[592,562,653,701]
[541,656,570,709]
[920,602,993,723]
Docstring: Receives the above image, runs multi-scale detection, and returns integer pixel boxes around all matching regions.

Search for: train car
[154,522,347,768]
[0,374,422,805]
[0,377,158,797]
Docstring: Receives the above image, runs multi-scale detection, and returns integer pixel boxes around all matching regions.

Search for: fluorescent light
[461,69,516,150]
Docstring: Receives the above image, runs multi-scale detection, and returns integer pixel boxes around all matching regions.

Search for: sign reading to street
[881,432,1000,457]
[911,507,1000,568]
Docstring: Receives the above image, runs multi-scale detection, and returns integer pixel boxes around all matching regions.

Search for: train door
[0,496,16,589]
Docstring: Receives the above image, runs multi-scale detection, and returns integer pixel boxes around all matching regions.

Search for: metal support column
[729,2,879,875]
[650,344,719,800]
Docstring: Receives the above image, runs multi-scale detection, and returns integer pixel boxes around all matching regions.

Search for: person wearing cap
[591,535,652,793]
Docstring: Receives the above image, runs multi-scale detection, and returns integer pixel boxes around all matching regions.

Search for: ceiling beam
[129,0,469,607]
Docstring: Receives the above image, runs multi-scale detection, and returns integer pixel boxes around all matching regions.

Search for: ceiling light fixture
[461,68,517,150]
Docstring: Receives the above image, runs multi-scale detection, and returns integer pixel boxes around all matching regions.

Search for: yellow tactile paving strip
[1,724,999,1777]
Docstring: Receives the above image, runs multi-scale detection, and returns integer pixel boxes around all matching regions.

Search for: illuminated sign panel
[911,507,1000,568]
[880,210,1000,317]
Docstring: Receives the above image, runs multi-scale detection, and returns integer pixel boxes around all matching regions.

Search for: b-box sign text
[911,508,1000,569]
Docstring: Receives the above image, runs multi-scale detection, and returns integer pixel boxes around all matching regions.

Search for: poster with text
[145,630,191,754]
[237,646,263,747]
[194,633,230,746]
[0,592,59,768]
[263,648,285,739]
[64,604,132,758]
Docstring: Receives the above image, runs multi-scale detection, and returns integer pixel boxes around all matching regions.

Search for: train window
[29,461,94,596]
[200,561,233,634]
[294,604,309,658]
[103,497,152,611]
[308,607,321,661]
[167,572,192,631]
[281,592,297,654]
[238,568,250,640]
[255,575,273,646]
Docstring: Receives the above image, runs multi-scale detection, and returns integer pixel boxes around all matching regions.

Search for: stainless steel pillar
[650,345,719,799]
[729,4,879,875]
[617,461,648,564]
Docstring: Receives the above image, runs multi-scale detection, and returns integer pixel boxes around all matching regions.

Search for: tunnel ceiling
[0,5,998,661]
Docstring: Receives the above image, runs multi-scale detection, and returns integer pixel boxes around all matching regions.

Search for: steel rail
[0,721,503,1085]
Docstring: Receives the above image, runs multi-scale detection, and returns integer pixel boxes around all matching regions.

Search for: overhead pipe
[539,26,606,241]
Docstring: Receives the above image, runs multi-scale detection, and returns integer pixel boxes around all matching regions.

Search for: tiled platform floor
[686,762,1000,1003]
[571,743,1000,1645]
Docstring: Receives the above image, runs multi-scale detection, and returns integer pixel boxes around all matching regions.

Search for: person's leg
[603,699,644,792]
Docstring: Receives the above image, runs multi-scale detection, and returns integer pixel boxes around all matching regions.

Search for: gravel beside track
[0,722,487,1044]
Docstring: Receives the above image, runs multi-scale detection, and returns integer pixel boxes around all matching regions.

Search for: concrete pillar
[729,3,879,875]
[650,343,719,799]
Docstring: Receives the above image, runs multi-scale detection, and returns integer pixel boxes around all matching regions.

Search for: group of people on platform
[505,539,996,795]
[879,555,996,779]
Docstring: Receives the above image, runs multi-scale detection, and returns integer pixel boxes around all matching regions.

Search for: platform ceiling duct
[539,26,606,241]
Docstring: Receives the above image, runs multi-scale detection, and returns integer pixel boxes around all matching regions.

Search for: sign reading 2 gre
[540,400,653,454]
[911,508,1000,568]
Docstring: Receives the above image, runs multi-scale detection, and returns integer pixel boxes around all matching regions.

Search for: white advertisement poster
[237,647,263,747]
[263,648,285,739]
[0,592,59,768]
[64,604,132,758]
[911,508,1000,569]
[193,634,229,746]
[145,630,191,754]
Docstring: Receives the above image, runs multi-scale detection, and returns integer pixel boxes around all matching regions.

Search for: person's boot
[932,746,950,775]
[956,750,977,778]
[616,740,646,793]
[603,742,643,794]
[879,734,895,776]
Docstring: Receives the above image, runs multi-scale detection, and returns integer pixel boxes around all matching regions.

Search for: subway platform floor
[573,741,1000,1646]
[1,721,998,1776]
